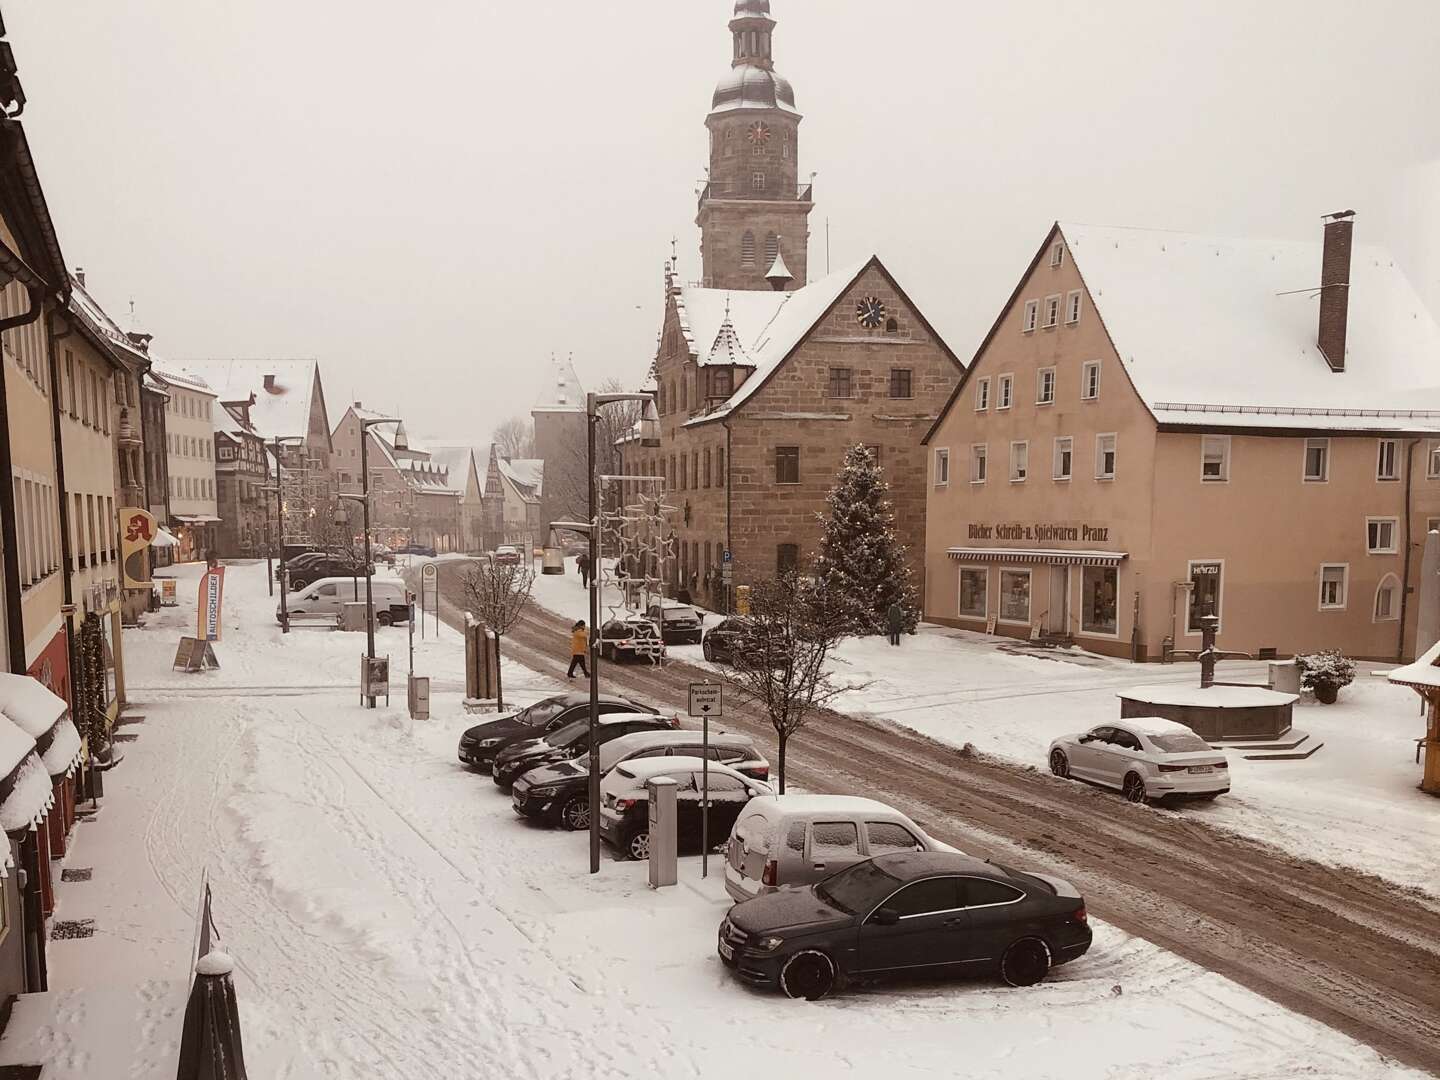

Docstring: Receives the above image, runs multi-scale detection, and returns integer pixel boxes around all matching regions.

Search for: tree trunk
[494,632,505,711]
[777,734,787,794]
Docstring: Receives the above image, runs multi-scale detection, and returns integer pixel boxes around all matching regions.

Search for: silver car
[1047,717,1230,804]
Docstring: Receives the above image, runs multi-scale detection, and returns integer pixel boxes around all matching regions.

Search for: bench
[286,613,341,630]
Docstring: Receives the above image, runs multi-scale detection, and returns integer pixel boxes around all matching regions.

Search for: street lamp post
[555,392,660,875]
[355,416,402,707]
[268,435,304,633]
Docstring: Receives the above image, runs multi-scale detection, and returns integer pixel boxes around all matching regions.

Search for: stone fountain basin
[1118,684,1297,741]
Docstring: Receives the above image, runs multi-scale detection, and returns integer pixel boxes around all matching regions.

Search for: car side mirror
[870,908,900,927]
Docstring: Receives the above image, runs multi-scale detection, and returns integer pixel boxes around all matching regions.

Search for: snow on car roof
[616,755,742,779]
[747,794,906,816]
[1111,716,1205,738]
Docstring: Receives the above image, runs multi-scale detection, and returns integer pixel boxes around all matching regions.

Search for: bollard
[177,950,249,1080]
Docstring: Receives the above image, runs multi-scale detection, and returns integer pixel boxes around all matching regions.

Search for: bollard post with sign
[688,682,723,878]
[421,562,437,641]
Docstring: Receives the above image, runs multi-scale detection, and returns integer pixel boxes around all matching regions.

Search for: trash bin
[1269,660,1301,694]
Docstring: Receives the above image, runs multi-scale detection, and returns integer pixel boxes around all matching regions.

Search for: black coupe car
[718,851,1091,1000]
[456,692,655,772]
[490,713,680,790]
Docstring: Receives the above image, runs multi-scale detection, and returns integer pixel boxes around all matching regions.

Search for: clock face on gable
[747,121,771,145]
[856,296,887,329]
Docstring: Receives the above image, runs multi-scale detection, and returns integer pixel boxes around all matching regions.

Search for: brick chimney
[263,374,278,392]
[1318,210,1355,373]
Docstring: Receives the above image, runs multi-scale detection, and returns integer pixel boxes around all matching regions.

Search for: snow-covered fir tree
[812,445,919,635]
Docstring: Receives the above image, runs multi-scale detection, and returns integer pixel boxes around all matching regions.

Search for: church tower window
[741,231,757,268]
[752,172,766,192]
[765,233,780,267]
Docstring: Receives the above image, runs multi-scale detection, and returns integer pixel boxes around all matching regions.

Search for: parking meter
[645,776,678,889]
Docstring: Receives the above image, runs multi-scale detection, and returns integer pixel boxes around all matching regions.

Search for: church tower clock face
[748,121,771,146]
[856,297,887,329]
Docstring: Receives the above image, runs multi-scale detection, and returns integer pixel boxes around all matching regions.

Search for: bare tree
[543,377,647,526]
[493,416,536,460]
[720,572,857,792]
[460,559,534,710]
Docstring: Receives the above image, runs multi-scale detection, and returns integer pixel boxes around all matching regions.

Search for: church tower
[696,0,814,292]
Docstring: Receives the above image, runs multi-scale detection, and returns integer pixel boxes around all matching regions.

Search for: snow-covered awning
[0,716,53,838]
[153,526,181,548]
[1389,640,1440,692]
[173,515,222,524]
[0,673,85,779]
[947,548,1127,567]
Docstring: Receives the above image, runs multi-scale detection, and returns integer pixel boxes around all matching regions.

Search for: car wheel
[1000,938,1052,987]
[1122,773,1148,804]
[376,612,393,627]
[559,795,590,831]
[1049,749,1070,778]
[703,639,715,662]
[780,950,837,1001]
[625,828,651,861]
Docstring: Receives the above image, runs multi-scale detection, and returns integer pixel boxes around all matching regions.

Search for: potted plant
[1296,650,1356,704]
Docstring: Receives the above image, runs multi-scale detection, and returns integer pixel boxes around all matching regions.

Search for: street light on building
[552,392,660,875]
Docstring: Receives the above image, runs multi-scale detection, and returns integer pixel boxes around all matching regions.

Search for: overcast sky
[9,1,1438,445]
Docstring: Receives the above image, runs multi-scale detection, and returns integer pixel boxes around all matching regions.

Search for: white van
[723,794,960,903]
[277,577,408,625]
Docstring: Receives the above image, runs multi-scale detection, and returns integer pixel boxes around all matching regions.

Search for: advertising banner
[197,566,226,641]
[120,507,157,589]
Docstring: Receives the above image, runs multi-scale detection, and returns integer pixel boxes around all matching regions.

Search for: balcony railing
[697,180,813,210]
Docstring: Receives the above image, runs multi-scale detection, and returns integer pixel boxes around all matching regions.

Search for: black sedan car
[718,852,1091,1000]
[456,692,655,772]
[645,601,704,645]
[599,617,666,663]
[702,617,788,668]
[491,712,680,790]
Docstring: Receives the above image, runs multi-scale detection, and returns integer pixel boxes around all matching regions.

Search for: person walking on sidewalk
[887,602,905,647]
[568,620,590,679]
[577,552,592,589]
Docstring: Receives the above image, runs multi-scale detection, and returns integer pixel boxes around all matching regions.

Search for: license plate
[1188,765,1213,774]
[719,940,734,961]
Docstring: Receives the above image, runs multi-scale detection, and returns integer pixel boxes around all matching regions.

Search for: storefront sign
[967,522,1111,544]
[120,507,157,589]
[197,567,226,641]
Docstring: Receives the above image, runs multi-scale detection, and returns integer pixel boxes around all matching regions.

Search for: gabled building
[428,445,486,553]
[531,354,586,531]
[480,446,542,554]
[922,214,1440,662]
[213,395,272,558]
[153,367,220,562]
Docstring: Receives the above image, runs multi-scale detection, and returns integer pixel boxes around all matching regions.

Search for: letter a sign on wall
[198,566,226,642]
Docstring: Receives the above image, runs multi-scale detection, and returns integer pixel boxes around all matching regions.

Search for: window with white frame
[1303,438,1329,482]
[1010,441,1029,482]
[975,377,990,411]
[998,374,1013,409]
[934,448,950,486]
[1375,574,1400,621]
[1065,290,1082,324]
[1429,441,1440,478]
[1042,295,1061,328]
[1318,564,1348,609]
[1081,360,1101,401]
[1037,368,1056,405]
[1201,435,1230,481]
[1367,517,1398,554]
[1022,300,1039,333]
[958,567,987,618]
[1377,439,1400,481]
[971,444,988,483]
[1050,242,1065,268]
[1053,436,1073,480]
[1095,434,1117,480]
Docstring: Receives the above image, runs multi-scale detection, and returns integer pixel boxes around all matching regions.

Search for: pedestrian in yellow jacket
[568,621,589,679]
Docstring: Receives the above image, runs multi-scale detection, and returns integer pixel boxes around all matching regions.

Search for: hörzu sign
[967,522,1111,544]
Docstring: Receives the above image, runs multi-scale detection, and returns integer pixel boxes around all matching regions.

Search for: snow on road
[533,560,1440,898]
[28,560,1425,1078]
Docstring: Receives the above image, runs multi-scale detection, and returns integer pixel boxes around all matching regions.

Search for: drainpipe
[1398,438,1419,663]
[723,418,734,616]
[44,309,78,700]
[0,282,46,675]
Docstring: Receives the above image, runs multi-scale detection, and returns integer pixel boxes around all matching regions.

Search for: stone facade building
[531,354,586,531]
[622,0,962,603]
[213,396,272,558]
[331,407,462,552]
[154,368,220,562]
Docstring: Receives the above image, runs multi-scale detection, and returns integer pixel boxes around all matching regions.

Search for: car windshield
[1148,732,1213,754]
[548,720,589,748]
[814,860,903,915]
[516,698,570,727]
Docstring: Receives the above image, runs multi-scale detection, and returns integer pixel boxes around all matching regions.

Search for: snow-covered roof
[499,458,543,499]
[184,360,323,442]
[1389,639,1440,690]
[66,275,150,366]
[0,674,84,780]
[1119,684,1299,709]
[1061,222,1440,433]
[426,446,482,497]
[153,367,216,396]
[534,355,586,413]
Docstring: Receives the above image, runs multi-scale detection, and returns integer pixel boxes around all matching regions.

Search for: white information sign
[688,683,723,718]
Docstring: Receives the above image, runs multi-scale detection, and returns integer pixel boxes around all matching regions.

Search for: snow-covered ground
[10,558,1424,1078]
[532,560,1440,898]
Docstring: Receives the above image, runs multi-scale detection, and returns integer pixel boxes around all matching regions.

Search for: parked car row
[458,691,1095,1001]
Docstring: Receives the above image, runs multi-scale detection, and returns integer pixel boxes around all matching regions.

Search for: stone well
[1118,684,1297,741]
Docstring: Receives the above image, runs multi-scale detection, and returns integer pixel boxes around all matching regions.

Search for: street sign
[421,563,438,581]
[689,683,723,718]
[721,566,733,584]
[722,550,732,563]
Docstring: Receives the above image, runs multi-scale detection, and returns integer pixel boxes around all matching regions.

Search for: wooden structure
[1388,640,1440,797]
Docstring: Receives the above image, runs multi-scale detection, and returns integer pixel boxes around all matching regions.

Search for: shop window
[1082,361,1101,401]
[1053,437,1073,481]
[1375,574,1400,621]
[975,377,990,411]
[1010,441,1029,482]
[1318,564,1348,610]
[1081,566,1118,635]
[1377,439,1400,481]
[999,569,1032,623]
[934,448,950,486]
[1201,435,1230,482]
[1037,368,1056,405]
[958,567,987,618]
[1022,300,1039,333]
[1366,517,1398,554]
[971,444,988,484]
[1187,561,1223,632]
[1304,438,1329,482]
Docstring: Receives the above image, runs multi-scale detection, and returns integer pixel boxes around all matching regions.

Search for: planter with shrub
[1296,650,1356,704]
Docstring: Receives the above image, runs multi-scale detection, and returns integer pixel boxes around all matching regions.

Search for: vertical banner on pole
[197,566,226,642]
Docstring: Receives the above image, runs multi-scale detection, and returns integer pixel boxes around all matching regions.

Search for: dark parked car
[283,552,373,591]
[599,617,666,663]
[645,601,704,645]
[512,730,769,831]
[718,851,1091,1000]
[456,692,656,772]
[491,713,680,790]
[396,543,437,558]
[702,617,788,668]
[597,757,773,861]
